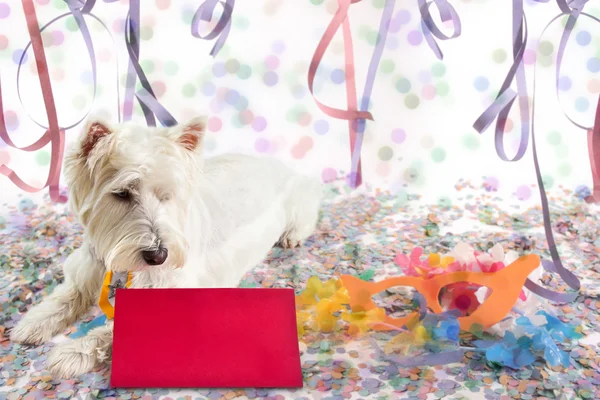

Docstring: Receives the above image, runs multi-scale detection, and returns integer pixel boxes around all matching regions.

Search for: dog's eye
[113,190,130,200]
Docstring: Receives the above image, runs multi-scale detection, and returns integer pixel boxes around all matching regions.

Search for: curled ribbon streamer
[310,0,394,188]
[123,0,177,127]
[349,0,396,188]
[417,0,462,60]
[369,338,465,367]
[473,0,534,162]
[16,0,121,129]
[586,96,600,203]
[476,0,592,303]
[191,0,235,57]
[0,0,67,203]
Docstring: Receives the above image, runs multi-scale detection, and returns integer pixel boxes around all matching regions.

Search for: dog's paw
[276,231,302,249]
[47,340,99,378]
[10,320,53,346]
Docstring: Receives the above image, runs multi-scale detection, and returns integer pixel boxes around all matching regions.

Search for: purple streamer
[474,0,591,303]
[349,0,396,188]
[15,0,121,129]
[191,0,235,57]
[369,338,465,367]
[417,0,462,60]
[122,0,177,127]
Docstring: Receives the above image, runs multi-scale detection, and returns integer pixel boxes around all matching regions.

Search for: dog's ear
[175,117,205,151]
[79,118,113,158]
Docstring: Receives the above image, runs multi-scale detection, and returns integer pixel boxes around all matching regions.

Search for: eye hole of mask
[438,282,492,317]
[372,286,423,318]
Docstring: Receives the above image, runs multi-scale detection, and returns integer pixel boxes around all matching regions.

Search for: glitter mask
[340,254,540,331]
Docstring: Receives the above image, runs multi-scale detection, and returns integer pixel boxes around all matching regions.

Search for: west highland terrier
[10,116,322,378]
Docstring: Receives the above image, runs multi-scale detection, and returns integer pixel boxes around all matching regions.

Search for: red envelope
[111,288,303,388]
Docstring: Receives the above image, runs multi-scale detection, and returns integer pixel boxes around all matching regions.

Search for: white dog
[10,116,322,378]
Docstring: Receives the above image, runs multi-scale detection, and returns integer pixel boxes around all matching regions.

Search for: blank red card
[111,288,303,388]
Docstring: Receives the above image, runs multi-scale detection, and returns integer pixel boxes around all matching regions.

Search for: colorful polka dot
[207,116,222,132]
[474,76,489,92]
[404,94,420,109]
[321,167,337,183]
[558,76,572,91]
[252,116,267,132]
[430,147,446,162]
[575,97,589,112]
[492,49,507,63]
[395,77,411,93]
[431,63,446,77]
[35,150,50,166]
[0,3,10,19]
[331,69,345,84]
[539,41,554,56]
[263,71,279,86]
[515,185,532,201]
[313,119,329,135]
[255,138,270,152]
[391,129,406,144]
[407,30,423,46]
[587,57,600,73]
[378,146,393,161]
[576,30,591,46]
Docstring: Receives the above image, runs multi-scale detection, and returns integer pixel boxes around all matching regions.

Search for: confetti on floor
[1,178,600,400]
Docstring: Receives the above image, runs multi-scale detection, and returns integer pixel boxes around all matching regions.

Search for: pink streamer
[0,0,67,203]
[585,95,600,204]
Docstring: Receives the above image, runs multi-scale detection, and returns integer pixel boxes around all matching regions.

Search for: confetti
[2,176,600,399]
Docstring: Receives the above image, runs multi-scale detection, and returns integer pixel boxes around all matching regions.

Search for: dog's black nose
[141,248,168,265]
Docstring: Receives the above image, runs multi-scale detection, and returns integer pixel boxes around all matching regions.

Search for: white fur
[10,116,322,378]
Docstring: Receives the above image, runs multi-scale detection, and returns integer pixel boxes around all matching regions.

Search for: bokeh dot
[237,64,252,79]
[431,63,446,77]
[576,30,591,46]
[0,3,10,19]
[141,60,154,74]
[430,147,446,162]
[435,81,450,96]
[404,93,420,109]
[12,49,27,65]
[542,175,554,189]
[0,34,8,50]
[252,116,267,132]
[264,55,280,70]
[225,89,240,105]
[462,133,480,150]
[587,57,600,73]
[421,85,436,100]
[438,196,452,208]
[575,97,589,112]
[474,76,489,92]
[164,61,179,75]
[378,146,393,161]
[207,116,222,132]
[272,40,285,54]
[263,71,279,86]
[492,49,507,63]
[201,82,216,96]
[557,163,571,177]
[380,59,395,74]
[556,145,569,159]
[539,41,554,56]
[321,167,337,183]
[391,128,406,143]
[313,119,329,135]
[239,109,254,125]
[558,76,571,91]
[255,138,270,153]
[5,110,20,131]
[331,69,345,84]
[140,26,154,40]
[515,185,532,200]
[212,62,227,77]
[407,30,423,46]
[36,150,51,166]
[182,83,196,97]
[152,81,166,98]
[0,150,10,165]
[395,77,411,93]
[156,0,171,10]
[225,59,241,73]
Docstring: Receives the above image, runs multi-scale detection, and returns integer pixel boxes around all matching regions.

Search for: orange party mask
[340,254,540,331]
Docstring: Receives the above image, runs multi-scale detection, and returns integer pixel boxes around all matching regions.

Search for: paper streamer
[122,0,177,127]
[474,0,593,303]
[0,0,67,203]
[191,0,235,57]
[309,0,398,188]
[417,0,462,60]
